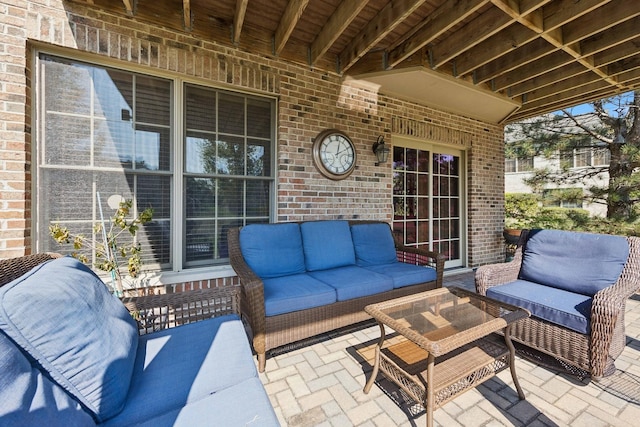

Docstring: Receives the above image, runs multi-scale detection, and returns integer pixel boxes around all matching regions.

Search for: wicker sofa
[476,229,640,379]
[228,220,444,372]
[0,253,279,426]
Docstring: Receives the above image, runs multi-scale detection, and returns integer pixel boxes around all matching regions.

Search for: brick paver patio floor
[256,270,640,426]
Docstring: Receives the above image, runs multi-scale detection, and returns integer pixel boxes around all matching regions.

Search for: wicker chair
[0,253,240,334]
[476,230,640,379]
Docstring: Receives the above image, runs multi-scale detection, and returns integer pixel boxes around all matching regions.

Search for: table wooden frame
[363,287,530,427]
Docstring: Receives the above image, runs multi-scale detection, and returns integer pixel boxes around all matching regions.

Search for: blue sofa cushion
[101,314,258,426]
[301,221,356,271]
[0,330,95,426]
[263,274,337,316]
[520,229,629,296]
[239,223,306,279]
[130,377,279,427]
[351,223,398,267]
[309,266,393,301]
[0,257,138,422]
[487,280,592,334]
[365,263,437,289]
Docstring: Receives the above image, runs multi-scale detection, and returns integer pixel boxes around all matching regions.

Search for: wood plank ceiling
[67,0,640,123]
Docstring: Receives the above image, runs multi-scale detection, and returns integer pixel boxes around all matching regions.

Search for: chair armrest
[589,236,640,377]
[121,286,240,335]
[227,227,268,348]
[395,244,446,288]
[475,254,523,295]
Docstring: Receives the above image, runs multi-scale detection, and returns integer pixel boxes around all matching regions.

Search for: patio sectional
[228,220,445,372]
[476,228,640,379]
[0,254,279,426]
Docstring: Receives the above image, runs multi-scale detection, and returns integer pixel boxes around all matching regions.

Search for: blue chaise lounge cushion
[519,229,629,296]
[100,314,262,426]
[0,330,95,426]
[0,257,138,423]
[240,223,306,279]
[301,221,356,271]
[487,279,592,334]
[350,223,398,266]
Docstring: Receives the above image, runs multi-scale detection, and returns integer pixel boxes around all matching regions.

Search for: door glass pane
[393,144,463,267]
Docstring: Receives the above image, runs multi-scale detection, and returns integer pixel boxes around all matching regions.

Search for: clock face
[312,129,357,180]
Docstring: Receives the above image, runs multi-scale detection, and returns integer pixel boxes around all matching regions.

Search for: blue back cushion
[239,223,306,278]
[350,223,398,266]
[520,229,629,296]
[0,330,95,426]
[0,257,139,422]
[300,221,356,271]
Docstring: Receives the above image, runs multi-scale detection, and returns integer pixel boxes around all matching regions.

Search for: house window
[505,156,533,173]
[36,54,275,272]
[561,147,610,168]
[543,188,583,209]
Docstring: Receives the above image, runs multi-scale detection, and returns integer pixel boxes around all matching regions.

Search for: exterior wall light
[372,135,390,165]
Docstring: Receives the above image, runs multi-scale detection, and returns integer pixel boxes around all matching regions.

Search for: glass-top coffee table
[363,287,530,427]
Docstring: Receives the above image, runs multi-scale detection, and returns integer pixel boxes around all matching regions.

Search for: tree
[505,91,640,221]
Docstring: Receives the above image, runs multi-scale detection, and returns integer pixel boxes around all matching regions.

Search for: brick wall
[0,0,506,287]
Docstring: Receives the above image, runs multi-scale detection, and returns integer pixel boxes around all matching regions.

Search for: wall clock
[312,129,357,180]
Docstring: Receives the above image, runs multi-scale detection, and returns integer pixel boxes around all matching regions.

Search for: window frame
[32,47,277,285]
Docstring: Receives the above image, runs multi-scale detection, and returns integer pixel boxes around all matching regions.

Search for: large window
[36,54,275,273]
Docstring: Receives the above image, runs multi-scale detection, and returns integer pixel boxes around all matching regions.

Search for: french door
[392,140,465,268]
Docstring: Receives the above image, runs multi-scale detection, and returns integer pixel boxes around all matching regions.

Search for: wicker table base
[362,287,528,427]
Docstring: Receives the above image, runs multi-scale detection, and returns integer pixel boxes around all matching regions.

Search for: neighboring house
[505,115,610,217]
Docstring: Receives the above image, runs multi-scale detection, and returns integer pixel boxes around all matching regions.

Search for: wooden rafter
[309,0,367,66]
[274,0,309,56]
[338,0,428,73]
[233,0,248,44]
[121,0,134,16]
[386,0,490,69]
[183,0,191,31]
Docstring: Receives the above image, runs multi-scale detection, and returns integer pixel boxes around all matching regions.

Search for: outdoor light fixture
[372,135,390,166]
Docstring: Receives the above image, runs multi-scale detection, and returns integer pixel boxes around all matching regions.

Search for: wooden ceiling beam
[493,50,572,91]
[183,0,192,32]
[474,38,555,84]
[430,6,512,70]
[525,72,608,104]
[386,0,489,70]
[121,0,134,16]
[454,24,537,76]
[581,17,640,57]
[562,0,640,46]
[310,0,367,66]
[518,86,621,117]
[542,0,610,31]
[338,0,428,73]
[508,63,588,96]
[232,0,248,44]
[274,0,309,56]
[593,37,640,68]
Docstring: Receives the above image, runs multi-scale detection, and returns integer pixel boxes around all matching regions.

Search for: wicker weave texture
[0,252,62,287]
[1,253,241,337]
[228,220,445,372]
[475,230,640,379]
